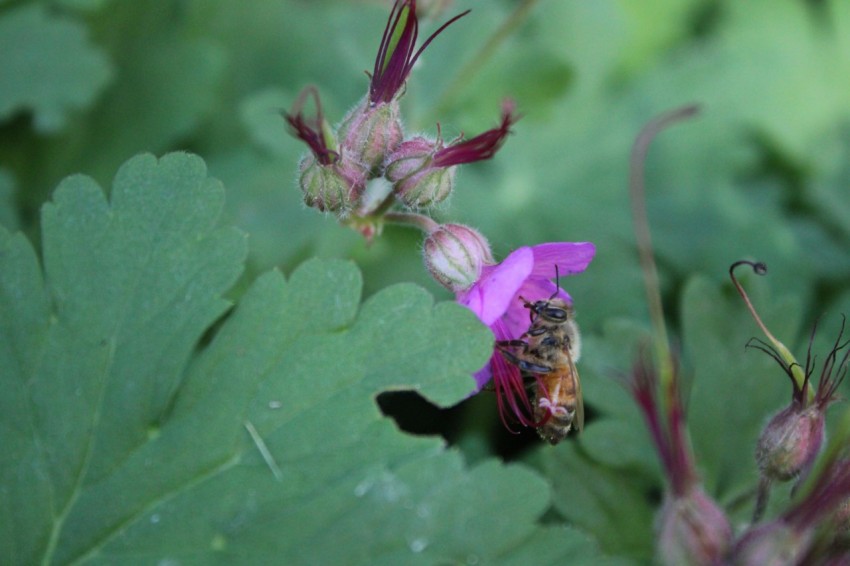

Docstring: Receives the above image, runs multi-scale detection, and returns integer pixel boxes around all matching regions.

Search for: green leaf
[0,5,112,132]
[0,152,246,564]
[67,32,226,182]
[540,443,656,562]
[0,168,18,231]
[51,0,112,12]
[1,151,610,564]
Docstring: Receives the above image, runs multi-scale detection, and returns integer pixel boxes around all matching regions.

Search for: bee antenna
[548,265,561,300]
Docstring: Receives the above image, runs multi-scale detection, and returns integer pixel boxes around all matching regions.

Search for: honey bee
[497,290,583,445]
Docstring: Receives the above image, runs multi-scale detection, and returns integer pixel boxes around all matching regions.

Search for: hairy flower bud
[835,495,850,544]
[756,403,825,482]
[338,97,404,175]
[731,521,811,566]
[298,155,366,215]
[657,487,733,566]
[385,137,455,208]
[423,223,493,292]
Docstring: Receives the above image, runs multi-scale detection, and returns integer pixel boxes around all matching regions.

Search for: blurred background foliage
[2,0,849,562]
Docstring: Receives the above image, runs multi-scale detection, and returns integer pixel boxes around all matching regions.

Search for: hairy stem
[384,211,440,233]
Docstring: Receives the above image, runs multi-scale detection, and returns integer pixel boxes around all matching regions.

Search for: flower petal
[500,297,532,342]
[517,278,572,304]
[460,246,533,326]
[529,242,596,279]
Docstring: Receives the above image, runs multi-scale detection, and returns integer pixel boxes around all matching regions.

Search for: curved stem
[729,261,780,345]
[629,104,700,387]
[432,0,539,116]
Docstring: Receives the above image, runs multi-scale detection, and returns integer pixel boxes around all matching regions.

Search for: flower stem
[629,104,700,388]
[432,0,539,116]
[385,211,440,233]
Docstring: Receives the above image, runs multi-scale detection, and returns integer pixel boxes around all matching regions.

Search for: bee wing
[566,346,584,433]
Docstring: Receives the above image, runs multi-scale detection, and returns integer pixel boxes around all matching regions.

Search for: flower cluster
[287,0,596,436]
[285,0,517,236]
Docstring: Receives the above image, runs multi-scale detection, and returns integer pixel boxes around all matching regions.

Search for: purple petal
[459,247,533,326]
[529,242,596,279]
[501,298,532,341]
[517,278,573,305]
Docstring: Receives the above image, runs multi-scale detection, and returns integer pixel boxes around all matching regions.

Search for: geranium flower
[421,225,594,428]
[456,241,595,427]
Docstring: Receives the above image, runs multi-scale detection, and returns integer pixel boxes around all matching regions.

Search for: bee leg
[496,339,528,348]
[495,340,529,364]
[496,343,553,374]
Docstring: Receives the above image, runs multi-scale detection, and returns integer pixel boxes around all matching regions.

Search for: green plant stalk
[629,104,700,393]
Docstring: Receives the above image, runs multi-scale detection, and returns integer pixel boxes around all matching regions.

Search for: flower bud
[338,97,403,175]
[423,224,493,292]
[298,155,366,215]
[657,487,732,566]
[835,495,850,537]
[756,403,825,482]
[731,521,811,566]
[385,137,456,208]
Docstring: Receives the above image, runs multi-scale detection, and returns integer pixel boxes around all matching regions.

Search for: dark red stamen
[284,86,339,166]
[629,350,695,496]
[815,316,849,408]
[370,0,470,105]
[491,354,532,432]
[433,100,519,167]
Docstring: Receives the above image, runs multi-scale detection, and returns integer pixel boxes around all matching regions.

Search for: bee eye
[541,336,558,347]
[543,307,567,322]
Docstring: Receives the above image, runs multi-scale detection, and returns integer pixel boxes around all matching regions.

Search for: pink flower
[456,242,595,427]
